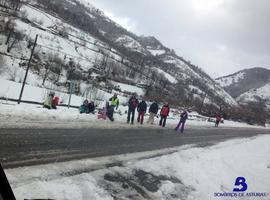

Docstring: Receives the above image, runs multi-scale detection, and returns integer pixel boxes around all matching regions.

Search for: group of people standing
[44,91,222,132]
[123,94,189,133]
[77,93,189,133]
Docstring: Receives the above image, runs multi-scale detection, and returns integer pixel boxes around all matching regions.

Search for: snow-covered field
[6,135,270,200]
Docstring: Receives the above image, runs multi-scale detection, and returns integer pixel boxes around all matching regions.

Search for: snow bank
[5,135,270,200]
[132,135,270,199]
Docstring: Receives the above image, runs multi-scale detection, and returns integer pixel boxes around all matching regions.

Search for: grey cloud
[89,0,270,77]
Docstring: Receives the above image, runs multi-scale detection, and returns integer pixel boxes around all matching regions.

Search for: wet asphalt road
[0,127,269,168]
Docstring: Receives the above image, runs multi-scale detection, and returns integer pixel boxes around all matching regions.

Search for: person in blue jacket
[147,101,159,124]
[79,100,89,114]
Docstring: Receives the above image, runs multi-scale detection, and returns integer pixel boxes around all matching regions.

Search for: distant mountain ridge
[216,67,270,104]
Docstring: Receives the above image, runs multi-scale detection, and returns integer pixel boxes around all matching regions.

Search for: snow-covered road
[1,127,269,169]
[4,135,270,200]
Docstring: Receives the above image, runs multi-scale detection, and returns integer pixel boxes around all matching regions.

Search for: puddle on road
[102,169,195,200]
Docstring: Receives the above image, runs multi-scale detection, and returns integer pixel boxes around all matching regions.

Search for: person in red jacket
[52,96,59,109]
[215,113,222,127]
[159,103,170,127]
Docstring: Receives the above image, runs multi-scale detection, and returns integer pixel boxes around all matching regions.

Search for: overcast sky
[89,0,270,78]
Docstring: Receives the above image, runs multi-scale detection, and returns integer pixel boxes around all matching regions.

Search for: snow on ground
[237,83,270,103]
[132,135,270,199]
[216,72,246,88]
[115,35,146,53]
[154,67,177,83]
[148,49,166,56]
[0,78,129,108]
[0,78,85,106]
[111,81,144,96]
[5,135,270,200]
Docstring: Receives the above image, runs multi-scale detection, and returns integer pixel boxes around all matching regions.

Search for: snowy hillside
[216,68,270,106]
[237,82,270,106]
[0,0,238,111]
[216,71,245,88]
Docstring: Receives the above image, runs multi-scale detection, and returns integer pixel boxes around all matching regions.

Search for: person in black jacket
[175,111,188,133]
[137,99,147,124]
[147,101,159,124]
[88,101,95,114]
[106,104,115,122]
[127,94,139,124]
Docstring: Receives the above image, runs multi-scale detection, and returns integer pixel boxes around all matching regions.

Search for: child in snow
[79,100,90,114]
[52,96,59,109]
[43,91,55,109]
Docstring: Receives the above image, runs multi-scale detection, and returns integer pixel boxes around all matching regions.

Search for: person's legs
[159,115,163,126]
[175,120,181,131]
[180,122,185,133]
[147,113,151,123]
[109,115,114,121]
[162,116,167,127]
[127,109,131,123]
[137,112,141,123]
[149,113,155,124]
[43,105,51,110]
[141,112,144,124]
[131,109,135,124]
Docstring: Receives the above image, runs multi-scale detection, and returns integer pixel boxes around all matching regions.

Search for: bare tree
[6,30,24,52]
[0,0,22,11]
[0,54,5,74]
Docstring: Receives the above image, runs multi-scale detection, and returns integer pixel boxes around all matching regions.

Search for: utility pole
[18,34,38,104]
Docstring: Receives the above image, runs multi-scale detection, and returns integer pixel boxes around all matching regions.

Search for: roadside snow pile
[131,135,270,199]
[6,135,270,200]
